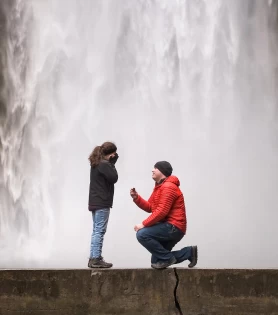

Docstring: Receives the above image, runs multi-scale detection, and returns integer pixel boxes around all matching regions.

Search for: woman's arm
[98,161,118,184]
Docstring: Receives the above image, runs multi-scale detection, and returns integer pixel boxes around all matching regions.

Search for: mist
[0,0,278,269]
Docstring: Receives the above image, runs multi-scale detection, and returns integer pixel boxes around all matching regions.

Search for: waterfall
[0,0,278,268]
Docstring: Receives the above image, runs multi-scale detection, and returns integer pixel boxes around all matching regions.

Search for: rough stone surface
[176,269,278,315]
[0,269,278,315]
[0,269,178,315]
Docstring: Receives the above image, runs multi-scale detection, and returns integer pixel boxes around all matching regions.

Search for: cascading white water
[0,0,278,268]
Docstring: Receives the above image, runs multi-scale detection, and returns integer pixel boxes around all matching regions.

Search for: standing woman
[88,141,119,268]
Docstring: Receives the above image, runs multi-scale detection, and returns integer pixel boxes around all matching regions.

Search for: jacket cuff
[133,195,141,204]
[142,219,149,227]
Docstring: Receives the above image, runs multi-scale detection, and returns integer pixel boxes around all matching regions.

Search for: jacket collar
[155,177,166,186]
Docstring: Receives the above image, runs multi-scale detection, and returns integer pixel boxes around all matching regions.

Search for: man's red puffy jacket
[134,175,187,233]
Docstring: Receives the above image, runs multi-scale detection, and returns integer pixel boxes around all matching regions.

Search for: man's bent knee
[136,228,147,242]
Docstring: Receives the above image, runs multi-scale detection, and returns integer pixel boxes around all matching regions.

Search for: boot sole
[151,257,177,269]
[88,265,113,269]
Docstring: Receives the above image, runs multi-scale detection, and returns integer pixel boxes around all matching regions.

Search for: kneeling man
[130,161,197,269]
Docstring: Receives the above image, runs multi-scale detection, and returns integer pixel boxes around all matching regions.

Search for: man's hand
[134,223,144,232]
[130,188,138,200]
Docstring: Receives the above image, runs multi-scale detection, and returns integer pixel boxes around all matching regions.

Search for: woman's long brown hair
[88,141,117,167]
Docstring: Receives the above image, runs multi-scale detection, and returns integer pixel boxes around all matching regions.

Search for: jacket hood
[165,175,180,186]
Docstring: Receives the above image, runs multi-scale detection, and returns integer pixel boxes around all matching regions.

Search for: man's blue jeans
[136,222,192,264]
[90,208,110,258]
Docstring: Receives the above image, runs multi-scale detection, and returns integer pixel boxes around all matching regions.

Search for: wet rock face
[0,0,34,246]
[0,1,13,160]
[0,2,9,122]
[0,0,27,123]
[0,0,22,120]
[0,269,278,315]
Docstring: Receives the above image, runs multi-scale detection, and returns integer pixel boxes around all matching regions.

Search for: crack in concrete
[174,268,183,315]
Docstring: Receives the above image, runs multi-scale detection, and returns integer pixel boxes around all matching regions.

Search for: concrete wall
[0,269,278,315]
[176,269,278,315]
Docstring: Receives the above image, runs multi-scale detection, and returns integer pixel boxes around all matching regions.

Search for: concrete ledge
[176,269,278,315]
[0,269,278,315]
[0,269,177,315]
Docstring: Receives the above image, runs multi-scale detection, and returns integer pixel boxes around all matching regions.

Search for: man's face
[152,167,164,182]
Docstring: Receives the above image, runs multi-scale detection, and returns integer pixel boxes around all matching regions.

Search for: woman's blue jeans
[90,208,110,258]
